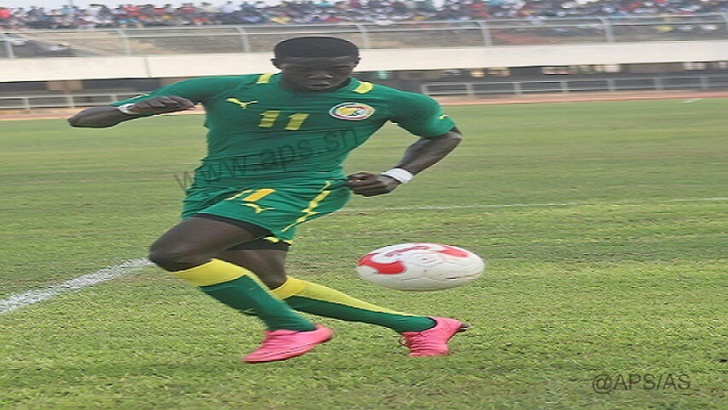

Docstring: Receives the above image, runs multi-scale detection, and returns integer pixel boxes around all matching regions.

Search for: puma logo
[243,203,274,214]
[226,98,259,109]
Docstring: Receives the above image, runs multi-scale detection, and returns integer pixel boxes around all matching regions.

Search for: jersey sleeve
[111,76,247,106]
[388,91,456,138]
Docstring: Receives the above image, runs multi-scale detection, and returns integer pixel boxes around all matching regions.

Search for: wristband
[117,103,138,115]
[381,168,414,183]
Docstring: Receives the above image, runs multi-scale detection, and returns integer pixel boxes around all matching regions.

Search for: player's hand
[125,96,195,115]
[346,172,401,197]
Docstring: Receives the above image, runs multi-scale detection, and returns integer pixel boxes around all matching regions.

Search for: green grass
[1,99,727,409]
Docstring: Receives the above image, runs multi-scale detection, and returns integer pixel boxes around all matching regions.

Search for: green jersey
[116,73,455,187]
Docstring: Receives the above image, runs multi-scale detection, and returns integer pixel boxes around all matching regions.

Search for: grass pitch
[1,99,727,409]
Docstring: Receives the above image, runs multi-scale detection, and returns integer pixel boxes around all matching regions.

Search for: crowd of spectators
[0,0,726,30]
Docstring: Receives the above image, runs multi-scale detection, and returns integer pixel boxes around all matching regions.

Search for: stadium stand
[0,0,726,30]
[0,1,726,109]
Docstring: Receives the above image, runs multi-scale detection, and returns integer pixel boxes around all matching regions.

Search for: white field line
[0,258,152,315]
[1,196,725,315]
[340,196,728,213]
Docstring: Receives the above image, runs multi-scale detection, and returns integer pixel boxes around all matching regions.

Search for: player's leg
[220,246,433,332]
[220,246,468,356]
[178,180,465,358]
[148,215,332,362]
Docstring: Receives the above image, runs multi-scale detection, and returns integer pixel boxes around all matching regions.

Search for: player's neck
[278,77,353,93]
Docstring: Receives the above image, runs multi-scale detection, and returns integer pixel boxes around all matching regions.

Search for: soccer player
[68,36,465,363]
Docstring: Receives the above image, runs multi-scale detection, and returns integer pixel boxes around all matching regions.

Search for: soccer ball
[355,243,485,291]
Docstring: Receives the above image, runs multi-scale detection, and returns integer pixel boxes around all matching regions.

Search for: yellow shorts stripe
[281,181,332,232]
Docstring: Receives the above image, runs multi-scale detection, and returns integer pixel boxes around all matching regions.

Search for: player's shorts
[181,178,351,243]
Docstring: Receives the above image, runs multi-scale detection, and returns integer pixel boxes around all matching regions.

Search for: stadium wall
[3,40,728,82]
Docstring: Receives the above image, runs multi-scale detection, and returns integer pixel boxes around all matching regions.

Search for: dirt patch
[2,90,727,121]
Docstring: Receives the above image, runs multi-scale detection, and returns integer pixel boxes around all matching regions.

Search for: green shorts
[181,179,351,242]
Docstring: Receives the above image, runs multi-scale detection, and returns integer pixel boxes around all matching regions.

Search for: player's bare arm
[391,127,463,175]
[347,127,462,197]
[68,96,195,128]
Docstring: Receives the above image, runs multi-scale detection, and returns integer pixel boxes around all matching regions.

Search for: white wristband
[117,103,138,115]
[381,168,414,183]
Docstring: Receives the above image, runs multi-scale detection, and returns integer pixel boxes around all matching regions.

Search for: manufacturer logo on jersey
[226,98,259,109]
[329,102,375,121]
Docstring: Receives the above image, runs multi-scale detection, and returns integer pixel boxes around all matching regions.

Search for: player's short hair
[274,37,359,59]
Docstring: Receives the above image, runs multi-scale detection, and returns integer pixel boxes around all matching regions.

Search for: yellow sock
[272,277,434,333]
[171,259,315,331]
[172,259,248,286]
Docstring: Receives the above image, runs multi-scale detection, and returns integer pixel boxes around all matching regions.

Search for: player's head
[272,37,361,92]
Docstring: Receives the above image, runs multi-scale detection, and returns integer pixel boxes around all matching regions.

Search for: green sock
[272,278,435,333]
[200,277,315,331]
[172,259,315,332]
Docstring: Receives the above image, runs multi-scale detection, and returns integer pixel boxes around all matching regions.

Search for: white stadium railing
[2,15,727,109]
[421,74,728,97]
[2,74,727,110]
[1,14,727,58]
[0,92,140,111]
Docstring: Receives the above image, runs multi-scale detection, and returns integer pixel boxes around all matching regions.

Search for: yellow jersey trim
[353,81,374,94]
[257,73,274,84]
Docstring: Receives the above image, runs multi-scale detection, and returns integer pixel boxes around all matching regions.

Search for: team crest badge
[329,102,375,121]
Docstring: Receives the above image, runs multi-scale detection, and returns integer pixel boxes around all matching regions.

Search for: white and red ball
[356,243,485,291]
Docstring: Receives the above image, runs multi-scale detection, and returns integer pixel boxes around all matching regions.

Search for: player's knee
[148,244,206,272]
[259,275,287,290]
